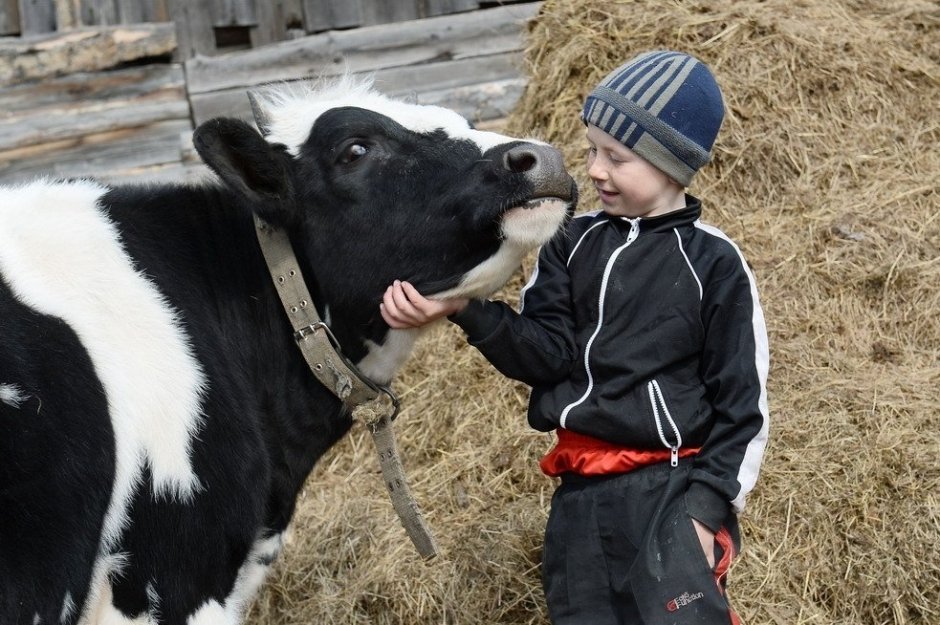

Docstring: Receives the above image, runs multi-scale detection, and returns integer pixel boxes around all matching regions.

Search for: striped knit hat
[581,50,724,186]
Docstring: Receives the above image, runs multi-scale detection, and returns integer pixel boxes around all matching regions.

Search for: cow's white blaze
[256,74,527,156]
[0,383,27,409]
[0,180,208,615]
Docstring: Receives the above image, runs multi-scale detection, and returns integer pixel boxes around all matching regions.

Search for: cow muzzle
[503,143,574,202]
[500,142,575,249]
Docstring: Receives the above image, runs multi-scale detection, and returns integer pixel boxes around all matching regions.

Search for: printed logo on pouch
[666,591,704,612]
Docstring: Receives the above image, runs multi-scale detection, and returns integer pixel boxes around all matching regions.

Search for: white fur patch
[255,74,522,156]
[0,382,27,409]
[500,198,569,249]
[434,201,568,302]
[222,532,284,621]
[356,329,420,385]
[186,600,231,625]
[59,592,76,624]
[79,568,155,625]
[434,242,526,302]
[0,180,208,614]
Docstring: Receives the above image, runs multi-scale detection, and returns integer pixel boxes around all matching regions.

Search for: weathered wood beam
[189,50,525,126]
[426,0,479,18]
[18,0,55,34]
[0,22,177,86]
[185,2,539,95]
[0,63,184,113]
[166,0,213,60]
[301,0,360,33]
[1,0,21,36]
[54,0,80,30]
[0,119,192,185]
[0,63,187,151]
[0,98,190,151]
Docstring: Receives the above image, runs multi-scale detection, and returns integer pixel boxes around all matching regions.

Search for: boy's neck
[607,189,688,220]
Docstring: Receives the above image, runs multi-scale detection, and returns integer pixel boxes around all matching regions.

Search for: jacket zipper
[559,218,641,427]
[624,217,640,245]
[647,379,683,466]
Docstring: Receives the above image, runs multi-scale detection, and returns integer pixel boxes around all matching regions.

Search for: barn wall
[0,1,541,185]
[1,0,535,57]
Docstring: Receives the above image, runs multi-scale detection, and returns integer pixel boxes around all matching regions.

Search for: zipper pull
[670,446,679,467]
[626,218,640,244]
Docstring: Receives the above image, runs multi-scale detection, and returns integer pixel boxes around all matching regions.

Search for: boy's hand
[691,518,716,568]
[380,280,469,329]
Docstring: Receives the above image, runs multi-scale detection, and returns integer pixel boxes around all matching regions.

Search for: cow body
[0,76,575,625]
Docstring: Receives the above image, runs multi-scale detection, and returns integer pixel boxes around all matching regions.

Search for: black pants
[542,461,741,625]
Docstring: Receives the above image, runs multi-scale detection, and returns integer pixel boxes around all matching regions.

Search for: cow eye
[339,142,369,164]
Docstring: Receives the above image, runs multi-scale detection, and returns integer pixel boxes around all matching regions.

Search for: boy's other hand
[380,280,469,329]
[691,518,716,568]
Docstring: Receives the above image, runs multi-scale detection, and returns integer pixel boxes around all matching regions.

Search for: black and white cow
[0,75,576,625]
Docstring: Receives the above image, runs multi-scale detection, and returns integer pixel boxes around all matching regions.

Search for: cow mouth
[516,195,569,211]
[501,195,571,248]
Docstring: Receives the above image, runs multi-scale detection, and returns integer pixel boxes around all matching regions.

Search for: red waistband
[539,428,699,477]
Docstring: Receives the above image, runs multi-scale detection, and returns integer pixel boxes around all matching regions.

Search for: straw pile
[249,1,939,623]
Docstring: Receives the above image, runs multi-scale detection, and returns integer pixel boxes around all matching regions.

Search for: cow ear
[192,117,297,226]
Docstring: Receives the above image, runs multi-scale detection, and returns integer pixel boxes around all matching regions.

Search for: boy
[381,50,769,625]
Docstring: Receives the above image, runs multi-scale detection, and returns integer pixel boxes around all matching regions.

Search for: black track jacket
[451,196,769,531]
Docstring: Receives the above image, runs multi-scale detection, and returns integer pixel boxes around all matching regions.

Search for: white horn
[247,91,272,136]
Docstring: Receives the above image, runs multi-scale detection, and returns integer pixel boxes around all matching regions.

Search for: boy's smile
[585,124,686,219]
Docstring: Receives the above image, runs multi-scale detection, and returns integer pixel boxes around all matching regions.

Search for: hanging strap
[254,216,438,559]
[254,216,379,406]
[353,398,440,559]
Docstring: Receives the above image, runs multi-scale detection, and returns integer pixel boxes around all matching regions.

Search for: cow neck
[252,215,439,560]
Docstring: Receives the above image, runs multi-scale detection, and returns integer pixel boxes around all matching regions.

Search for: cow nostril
[504,148,538,174]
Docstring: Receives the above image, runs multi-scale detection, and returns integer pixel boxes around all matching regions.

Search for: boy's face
[585,124,685,219]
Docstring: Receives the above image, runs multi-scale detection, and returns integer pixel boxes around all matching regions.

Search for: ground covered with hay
[248,1,939,623]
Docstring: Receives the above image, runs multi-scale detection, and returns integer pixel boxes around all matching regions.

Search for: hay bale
[249,1,939,623]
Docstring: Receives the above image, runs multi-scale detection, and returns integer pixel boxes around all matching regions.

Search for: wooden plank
[373,50,523,99]
[426,0,479,17]
[213,0,254,26]
[96,161,212,186]
[250,0,304,46]
[0,22,177,86]
[300,0,359,33]
[0,119,192,186]
[80,0,118,25]
[143,0,169,22]
[168,0,215,59]
[0,63,185,113]
[0,97,190,151]
[0,62,188,151]
[18,0,56,34]
[359,0,418,26]
[116,0,143,23]
[0,0,21,35]
[189,49,525,125]
[186,2,539,94]
[409,76,524,123]
[250,0,282,47]
[54,0,80,29]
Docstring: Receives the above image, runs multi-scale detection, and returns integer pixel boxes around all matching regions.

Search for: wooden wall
[1,0,534,58]
[0,2,540,185]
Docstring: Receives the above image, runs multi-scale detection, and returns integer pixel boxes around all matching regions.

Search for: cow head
[193,75,576,381]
